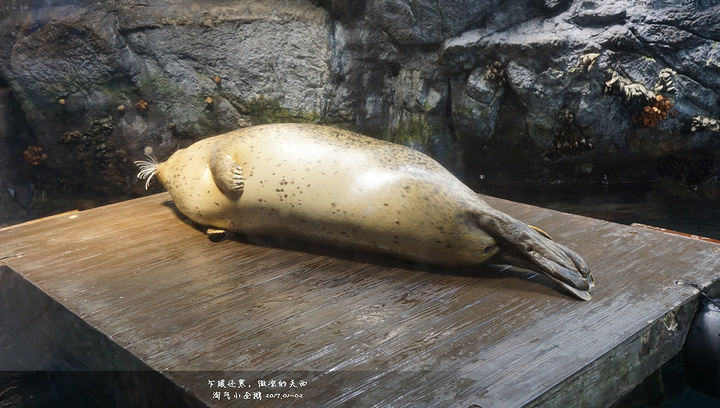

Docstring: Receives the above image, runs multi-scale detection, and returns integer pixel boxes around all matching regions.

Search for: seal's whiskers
[134,154,160,190]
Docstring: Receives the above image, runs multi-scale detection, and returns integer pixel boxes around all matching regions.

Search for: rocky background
[1,0,719,224]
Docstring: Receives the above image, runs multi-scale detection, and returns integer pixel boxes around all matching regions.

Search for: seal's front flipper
[207,227,232,242]
[210,152,244,197]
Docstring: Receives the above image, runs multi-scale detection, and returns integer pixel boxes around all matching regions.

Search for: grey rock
[453,67,504,141]
[571,4,627,27]
[1,0,720,209]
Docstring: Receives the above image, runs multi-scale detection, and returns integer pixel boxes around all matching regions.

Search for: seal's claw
[557,282,592,301]
[554,241,594,289]
[232,165,245,191]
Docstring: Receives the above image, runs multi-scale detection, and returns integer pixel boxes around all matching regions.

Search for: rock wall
[1,0,719,213]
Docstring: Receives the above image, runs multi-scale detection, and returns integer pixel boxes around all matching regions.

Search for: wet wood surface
[1,192,719,407]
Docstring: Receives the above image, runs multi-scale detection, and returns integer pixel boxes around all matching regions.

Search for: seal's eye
[483,245,496,254]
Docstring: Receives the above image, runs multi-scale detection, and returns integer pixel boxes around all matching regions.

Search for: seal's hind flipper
[210,152,244,197]
[477,208,594,300]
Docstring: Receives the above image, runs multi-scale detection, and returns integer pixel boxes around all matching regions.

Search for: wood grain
[1,192,719,407]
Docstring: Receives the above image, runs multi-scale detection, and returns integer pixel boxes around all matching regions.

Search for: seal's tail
[134,154,160,190]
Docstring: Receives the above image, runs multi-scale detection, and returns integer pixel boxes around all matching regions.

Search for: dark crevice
[445,76,456,144]
[434,0,447,40]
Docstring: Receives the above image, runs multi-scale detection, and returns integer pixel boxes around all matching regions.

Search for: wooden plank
[632,222,720,244]
[0,264,208,408]
[1,192,719,407]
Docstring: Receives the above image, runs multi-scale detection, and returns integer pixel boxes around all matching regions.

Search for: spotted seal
[136,123,594,300]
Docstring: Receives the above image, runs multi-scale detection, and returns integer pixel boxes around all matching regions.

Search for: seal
[136,123,594,300]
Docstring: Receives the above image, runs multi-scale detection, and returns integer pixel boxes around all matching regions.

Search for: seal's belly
[162,125,498,266]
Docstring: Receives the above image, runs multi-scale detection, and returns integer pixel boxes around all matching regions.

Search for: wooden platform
[1,192,719,407]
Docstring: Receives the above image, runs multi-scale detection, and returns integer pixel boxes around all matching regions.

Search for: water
[616,353,720,408]
[0,372,98,408]
[479,182,720,240]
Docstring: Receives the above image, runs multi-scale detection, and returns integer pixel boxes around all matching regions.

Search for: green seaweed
[242,95,321,124]
[390,115,435,152]
[137,72,188,103]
